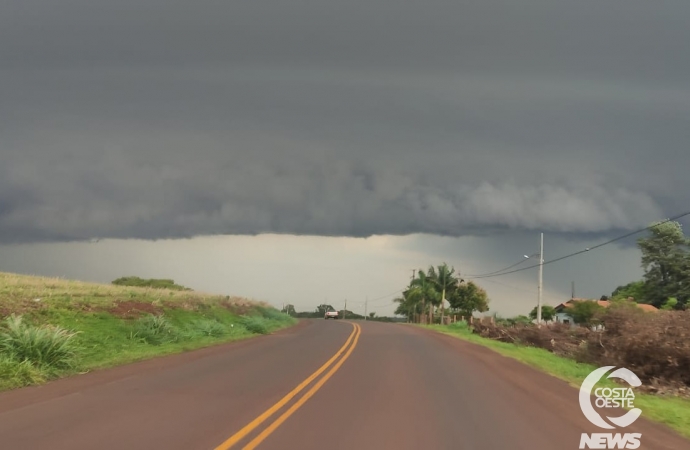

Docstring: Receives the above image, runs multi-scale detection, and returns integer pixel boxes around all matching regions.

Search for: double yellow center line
[214,322,361,450]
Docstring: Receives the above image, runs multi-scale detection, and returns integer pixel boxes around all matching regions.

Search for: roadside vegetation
[0,272,295,391]
[426,318,690,439]
[111,276,192,291]
[393,263,490,323]
[420,221,690,438]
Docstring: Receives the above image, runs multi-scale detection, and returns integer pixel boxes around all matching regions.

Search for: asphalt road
[0,320,687,450]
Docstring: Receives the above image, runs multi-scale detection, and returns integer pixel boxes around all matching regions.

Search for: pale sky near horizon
[1,0,688,315]
[0,232,644,317]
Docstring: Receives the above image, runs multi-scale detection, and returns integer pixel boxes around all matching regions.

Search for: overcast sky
[1,0,688,315]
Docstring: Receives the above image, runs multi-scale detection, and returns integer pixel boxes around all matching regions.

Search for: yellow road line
[242,323,362,450]
[214,322,359,450]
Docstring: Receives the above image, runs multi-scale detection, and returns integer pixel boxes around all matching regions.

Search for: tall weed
[0,355,46,389]
[240,316,270,335]
[187,319,228,338]
[0,315,78,369]
[130,314,179,345]
[257,307,291,322]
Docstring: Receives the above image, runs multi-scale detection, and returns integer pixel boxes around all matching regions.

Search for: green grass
[0,355,46,390]
[0,314,79,369]
[423,322,690,439]
[0,272,297,391]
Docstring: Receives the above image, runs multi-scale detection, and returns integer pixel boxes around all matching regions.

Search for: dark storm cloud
[1,0,689,243]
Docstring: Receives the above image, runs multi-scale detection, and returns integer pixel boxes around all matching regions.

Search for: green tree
[407,270,438,324]
[569,301,605,325]
[610,281,645,302]
[529,305,556,322]
[281,304,296,316]
[316,304,335,316]
[428,263,458,323]
[637,221,690,309]
[368,312,376,319]
[394,295,413,320]
[507,315,533,326]
[661,297,678,311]
[447,281,489,318]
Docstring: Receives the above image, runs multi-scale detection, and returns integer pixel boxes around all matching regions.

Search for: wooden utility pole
[537,232,544,325]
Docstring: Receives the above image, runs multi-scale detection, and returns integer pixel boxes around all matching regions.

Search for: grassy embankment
[0,272,296,391]
[423,321,690,439]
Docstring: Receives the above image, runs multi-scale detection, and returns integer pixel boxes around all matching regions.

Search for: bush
[0,355,46,389]
[447,320,470,331]
[112,276,191,291]
[187,319,228,338]
[257,307,291,322]
[0,315,78,369]
[131,314,179,345]
[581,308,690,387]
[472,321,590,358]
[240,316,270,335]
[470,306,690,389]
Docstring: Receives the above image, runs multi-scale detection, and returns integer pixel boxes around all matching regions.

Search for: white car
[324,310,339,319]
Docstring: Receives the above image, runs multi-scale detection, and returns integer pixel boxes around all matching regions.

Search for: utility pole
[571,281,575,300]
[537,232,544,325]
[410,269,416,323]
[364,297,368,320]
[344,299,347,320]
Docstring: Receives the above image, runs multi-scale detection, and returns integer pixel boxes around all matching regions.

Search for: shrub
[582,308,690,387]
[240,316,270,335]
[112,276,191,291]
[187,319,227,338]
[570,301,606,325]
[472,321,590,358]
[257,306,290,322]
[0,315,79,369]
[0,355,46,389]
[447,320,470,331]
[471,307,690,389]
[131,314,179,345]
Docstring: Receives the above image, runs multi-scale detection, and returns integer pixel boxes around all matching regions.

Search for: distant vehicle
[324,310,339,319]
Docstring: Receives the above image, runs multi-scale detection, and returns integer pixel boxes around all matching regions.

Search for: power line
[464,256,535,278]
[468,210,690,280]
[366,288,404,303]
[374,301,397,308]
[480,278,536,295]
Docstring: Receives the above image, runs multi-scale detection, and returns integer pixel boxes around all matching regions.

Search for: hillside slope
[0,272,296,391]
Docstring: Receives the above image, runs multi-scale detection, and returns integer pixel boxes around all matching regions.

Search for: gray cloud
[1,0,689,243]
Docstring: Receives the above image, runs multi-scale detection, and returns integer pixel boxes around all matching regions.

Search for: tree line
[496,220,690,327]
[393,264,489,323]
[111,276,192,291]
[605,220,689,310]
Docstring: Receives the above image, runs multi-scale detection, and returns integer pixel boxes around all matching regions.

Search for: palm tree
[394,294,416,322]
[428,263,458,324]
[408,269,438,324]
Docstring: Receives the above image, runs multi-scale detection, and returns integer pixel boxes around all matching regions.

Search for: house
[553,298,658,325]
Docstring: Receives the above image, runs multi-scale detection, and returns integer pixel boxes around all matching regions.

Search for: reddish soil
[107,300,163,318]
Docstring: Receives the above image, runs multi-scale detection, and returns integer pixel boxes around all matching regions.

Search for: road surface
[0,320,687,449]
